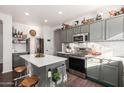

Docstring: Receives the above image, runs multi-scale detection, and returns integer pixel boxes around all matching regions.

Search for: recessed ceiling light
[44,19,48,23]
[58,11,63,14]
[25,12,29,16]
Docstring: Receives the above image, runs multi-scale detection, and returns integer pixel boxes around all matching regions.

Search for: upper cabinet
[66,28,74,43]
[80,25,89,33]
[60,14,124,43]
[90,21,105,42]
[73,26,81,35]
[61,28,74,43]
[61,30,67,43]
[105,16,124,40]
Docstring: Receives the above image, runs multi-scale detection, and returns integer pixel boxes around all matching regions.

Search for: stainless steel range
[68,48,90,79]
[69,56,86,79]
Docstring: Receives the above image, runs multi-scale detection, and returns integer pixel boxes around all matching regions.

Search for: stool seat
[20,75,39,87]
[14,66,26,73]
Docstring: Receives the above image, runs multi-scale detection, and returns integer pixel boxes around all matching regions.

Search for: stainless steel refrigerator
[26,38,44,54]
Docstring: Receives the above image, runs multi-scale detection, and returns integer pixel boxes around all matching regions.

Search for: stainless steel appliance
[73,47,90,56]
[68,47,90,78]
[69,56,86,78]
[26,38,44,54]
[73,33,89,42]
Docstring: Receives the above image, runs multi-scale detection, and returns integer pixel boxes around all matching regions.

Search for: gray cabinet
[60,15,124,43]
[57,53,69,70]
[101,64,119,86]
[73,26,81,34]
[105,16,124,40]
[66,28,74,43]
[54,30,62,53]
[12,52,28,69]
[86,58,122,86]
[80,25,89,33]
[61,30,67,43]
[90,21,105,41]
[87,58,101,80]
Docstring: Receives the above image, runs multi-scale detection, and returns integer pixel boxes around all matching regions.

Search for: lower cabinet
[57,53,69,70]
[101,64,119,86]
[87,60,101,80]
[12,52,28,69]
[86,58,121,87]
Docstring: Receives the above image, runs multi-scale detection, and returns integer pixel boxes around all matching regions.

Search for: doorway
[0,20,3,73]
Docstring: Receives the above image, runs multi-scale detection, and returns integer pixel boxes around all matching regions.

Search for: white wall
[13,22,43,53]
[13,22,43,38]
[42,26,55,55]
[13,44,26,52]
[13,23,55,55]
[0,21,3,60]
[0,13,12,73]
[0,21,3,63]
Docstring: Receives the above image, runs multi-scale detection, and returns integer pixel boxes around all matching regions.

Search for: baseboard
[2,70,13,74]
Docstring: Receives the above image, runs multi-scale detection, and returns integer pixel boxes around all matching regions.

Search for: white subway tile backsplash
[62,41,124,57]
[97,41,124,56]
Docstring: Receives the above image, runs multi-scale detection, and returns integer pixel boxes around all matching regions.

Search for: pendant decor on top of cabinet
[29,29,36,37]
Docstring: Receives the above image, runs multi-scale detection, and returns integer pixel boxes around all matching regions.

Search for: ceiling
[0,5,110,27]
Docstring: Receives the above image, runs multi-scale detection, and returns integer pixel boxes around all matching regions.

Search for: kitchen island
[20,54,67,87]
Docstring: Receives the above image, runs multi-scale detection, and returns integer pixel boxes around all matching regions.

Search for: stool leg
[35,84,38,87]
[14,79,18,87]
[19,73,22,78]
[14,81,17,87]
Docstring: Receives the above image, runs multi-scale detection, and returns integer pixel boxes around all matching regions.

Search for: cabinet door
[80,25,89,33]
[61,30,67,43]
[86,58,101,80]
[101,64,119,86]
[57,53,69,70]
[12,53,28,69]
[106,16,124,40]
[90,21,105,41]
[67,28,74,43]
[73,26,81,34]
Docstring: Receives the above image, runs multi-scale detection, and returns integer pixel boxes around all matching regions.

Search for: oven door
[69,57,86,73]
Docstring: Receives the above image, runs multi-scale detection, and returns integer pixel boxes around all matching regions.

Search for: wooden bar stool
[14,66,27,86]
[14,66,27,78]
[20,75,39,87]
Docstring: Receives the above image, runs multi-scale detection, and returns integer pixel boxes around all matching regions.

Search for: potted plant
[52,69,61,86]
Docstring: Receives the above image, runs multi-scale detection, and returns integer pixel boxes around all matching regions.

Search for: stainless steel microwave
[73,33,89,42]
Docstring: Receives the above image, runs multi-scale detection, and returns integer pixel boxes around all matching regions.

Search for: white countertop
[12,51,28,54]
[20,54,67,67]
[57,52,73,55]
[87,55,124,63]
